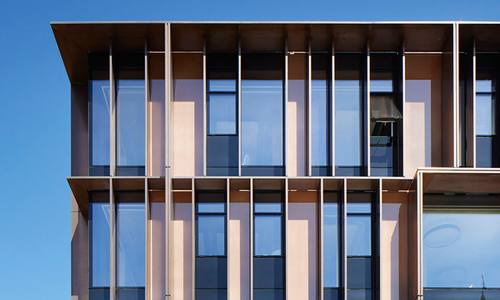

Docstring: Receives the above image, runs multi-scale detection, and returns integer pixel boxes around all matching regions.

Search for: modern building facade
[53,21,500,300]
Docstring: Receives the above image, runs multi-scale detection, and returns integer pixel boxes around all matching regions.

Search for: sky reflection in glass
[91,80,110,166]
[91,203,110,287]
[424,212,500,288]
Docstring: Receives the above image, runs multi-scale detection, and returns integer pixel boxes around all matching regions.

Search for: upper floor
[52,22,500,178]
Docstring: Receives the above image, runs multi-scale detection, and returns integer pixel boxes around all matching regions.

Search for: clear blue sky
[0,0,499,299]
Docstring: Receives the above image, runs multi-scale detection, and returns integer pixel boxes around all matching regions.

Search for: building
[53,21,500,300]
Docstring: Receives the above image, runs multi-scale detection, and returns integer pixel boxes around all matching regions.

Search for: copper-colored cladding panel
[52,23,164,84]
[460,24,500,52]
[288,55,307,176]
[172,192,193,300]
[229,191,251,300]
[407,180,418,299]
[194,178,226,190]
[150,191,166,300]
[147,177,165,190]
[172,178,192,191]
[71,84,89,176]
[288,178,321,191]
[323,178,344,191]
[368,25,403,52]
[381,178,413,191]
[253,178,286,190]
[149,53,166,176]
[71,204,89,300]
[206,24,239,52]
[287,190,318,300]
[230,178,250,191]
[172,53,203,176]
[287,24,309,52]
[311,25,332,51]
[346,178,378,191]
[381,192,409,300]
[423,172,500,194]
[332,24,368,52]
[67,177,110,215]
[441,49,455,167]
[404,24,452,52]
[112,177,146,190]
[405,55,443,176]
[171,24,205,51]
[240,24,285,52]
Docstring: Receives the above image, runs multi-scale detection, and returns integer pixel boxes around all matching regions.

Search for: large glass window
[476,54,499,167]
[196,191,227,300]
[89,192,110,300]
[253,192,284,300]
[116,53,145,176]
[312,53,332,175]
[335,53,365,176]
[206,53,238,176]
[116,193,145,300]
[89,53,110,176]
[324,192,340,300]
[242,53,284,176]
[424,195,500,299]
[370,53,402,177]
[347,192,374,300]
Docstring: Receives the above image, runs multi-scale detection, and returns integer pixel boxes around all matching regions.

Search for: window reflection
[324,192,339,291]
[335,53,365,176]
[424,211,500,289]
[242,53,284,176]
[90,194,110,288]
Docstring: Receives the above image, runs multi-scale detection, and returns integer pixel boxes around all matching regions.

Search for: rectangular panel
[195,257,228,289]
[253,257,284,289]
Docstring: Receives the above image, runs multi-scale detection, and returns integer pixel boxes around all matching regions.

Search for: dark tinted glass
[347,257,371,289]
[253,257,284,288]
[89,287,110,300]
[90,201,110,287]
[476,136,498,167]
[195,257,227,288]
[195,289,228,300]
[324,288,340,300]
[116,288,145,300]
[424,289,500,300]
[207,135,238,171]
[253,289,284,300]
[346,289,371,300]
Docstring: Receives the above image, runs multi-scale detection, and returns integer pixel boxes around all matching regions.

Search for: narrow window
[476,53,499,167]
[370,53,402,176]
[195,191,227,300]
[324,191,340,300]
[89,53,110,176]
[116,53,145,176]
[206,53,238,176]
[312,53,332,175]
[347,192,374,300]
[241,53,285,176]
[115,192,145,300]
[253,192,285,300]
[89,192,110,300]
[335,53,366,176]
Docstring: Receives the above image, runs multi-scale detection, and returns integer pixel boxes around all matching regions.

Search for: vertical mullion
[109,178,116,300]
[453,23,460,167]
[342,178,347,299]
[165,22,172,300]
[145,39,149,176]
[284,178,289,300]
[472,39,477,168]
[249,178,254,300]
[145,178,151,300]
[331,39,335,176]
[319,178,324,300]
[284,35,289,176]
[226,178,231,299]
[203,38,207,176]
[402,42,406,177]
[109,39,116,177]
[366,41,371,176]
[308,37,312,176]
[238,32,242,176]
[191,178,196,300]
[417,171,424,297]
[377,179,383,300]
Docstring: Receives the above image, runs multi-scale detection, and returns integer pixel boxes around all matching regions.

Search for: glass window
[254,215,282,256]
[424,211,500,289]
[209,79,236,92]
[116,202,145,288]
[197,216,226,256]
[311,53,331,174]
[476,94,496,136]
[116,77,145,168]
[346,215,371,256]
[208,94,237,135]
[254,203,282,213]
[242,53,284,175]
[323,200,339,288]
[90,201,110,287]
[197,203,225,214]
[335,53,364,176]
